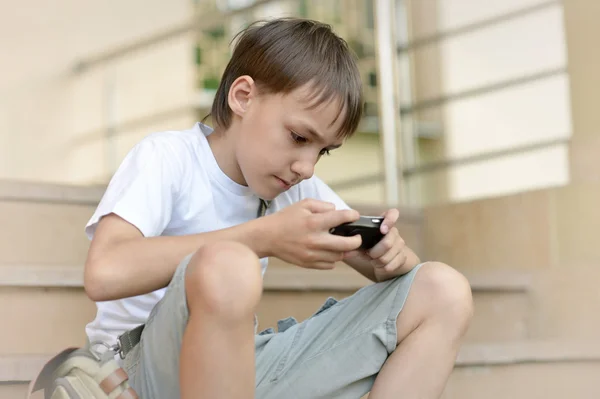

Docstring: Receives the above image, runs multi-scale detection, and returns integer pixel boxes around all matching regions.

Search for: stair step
[0,383,28,399]
[0,264,83,287]
[0,180,104,205]
[465,290,529,343]
[0,201,94,265]
[5,340,599,399]
[2,263,534,292]
[456,340,600,366]
[2,264,534,353]
[0,287,95,355]
[446,361,600,399]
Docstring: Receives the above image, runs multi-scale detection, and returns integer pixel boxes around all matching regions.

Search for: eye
[290,131,307,144]
[319,149,331,156]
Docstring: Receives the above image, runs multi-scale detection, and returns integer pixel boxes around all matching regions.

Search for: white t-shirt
[84,122,349,346]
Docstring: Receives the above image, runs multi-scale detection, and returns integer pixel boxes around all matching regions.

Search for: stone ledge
[0,180,105,205]
[456,340,600,367]
[4,340,599,382]
[0,263,533,293]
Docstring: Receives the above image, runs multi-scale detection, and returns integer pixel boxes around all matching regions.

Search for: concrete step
[0,180,103,266]
[4,341,599,399]
[263,261,534,343]
[0,180,424,266]
[446,362,600,399]
[0,286,95,355]
[1,263,534,355]
[0,383,28,399]
[445,341,600,399]
[0,200,94,265]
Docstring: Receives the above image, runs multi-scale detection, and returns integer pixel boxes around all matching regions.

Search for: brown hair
[208,18,363,138]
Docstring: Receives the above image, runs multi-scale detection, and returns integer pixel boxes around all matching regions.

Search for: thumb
[380,208,399,234]
[302,199,336,214]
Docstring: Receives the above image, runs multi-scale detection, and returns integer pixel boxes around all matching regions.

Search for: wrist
[249,215,277,258]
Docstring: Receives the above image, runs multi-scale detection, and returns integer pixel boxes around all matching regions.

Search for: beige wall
[1,0,575,209]
[406,0,572,206]
[0,0,197,185]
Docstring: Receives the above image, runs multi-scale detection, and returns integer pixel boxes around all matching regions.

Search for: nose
[290,159,315,181]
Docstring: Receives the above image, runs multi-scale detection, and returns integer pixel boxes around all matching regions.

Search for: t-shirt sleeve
[85,137,182,240]
[300,175,350,210]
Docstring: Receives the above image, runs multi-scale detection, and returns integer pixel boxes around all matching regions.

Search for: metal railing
[65,0,570,207]
[72,0,283,73]
[329,136,570,192]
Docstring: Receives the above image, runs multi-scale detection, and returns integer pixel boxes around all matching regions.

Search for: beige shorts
[123,255,424,398]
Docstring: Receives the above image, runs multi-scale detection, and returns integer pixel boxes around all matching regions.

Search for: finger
[371,246,400,269]
[369,227,401,259]
[318,232,362,252]
[382,250,407,273]
[380,208,400,234]
[302,199,336,214]
[299,249,344,269]
[319,209,360,230]
[305,248,346,263]
[299,260,337,270]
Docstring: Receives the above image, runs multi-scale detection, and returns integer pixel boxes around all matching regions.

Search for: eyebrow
[300,124,343,149]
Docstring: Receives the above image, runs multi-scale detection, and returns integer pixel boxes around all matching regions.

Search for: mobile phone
[329,216,385,249]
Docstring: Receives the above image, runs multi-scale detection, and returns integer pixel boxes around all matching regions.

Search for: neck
[206,125,247,186]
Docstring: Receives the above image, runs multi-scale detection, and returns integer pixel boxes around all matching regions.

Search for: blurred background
[1,0,600,398]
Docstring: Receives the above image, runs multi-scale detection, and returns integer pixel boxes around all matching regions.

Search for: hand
[264,199,362,269]
[344,208,408,281]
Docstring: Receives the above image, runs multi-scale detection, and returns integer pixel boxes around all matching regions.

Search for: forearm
[84,218,270,301]
[344,245,422,283]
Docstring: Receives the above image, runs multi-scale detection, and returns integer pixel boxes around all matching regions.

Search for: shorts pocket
[311,297,339,318]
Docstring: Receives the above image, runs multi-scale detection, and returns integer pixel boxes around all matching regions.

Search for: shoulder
[136,127,201,159]
[128,126,207,172]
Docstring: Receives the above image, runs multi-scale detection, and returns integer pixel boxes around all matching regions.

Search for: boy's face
[231,78,348,200]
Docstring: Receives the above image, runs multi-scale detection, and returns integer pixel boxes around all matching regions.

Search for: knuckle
[379,255,392,266]
[305,250,318,263]
[306,215,320,231]
[305,235,319,249]
[322,261,336,270]
[381,239,393,252]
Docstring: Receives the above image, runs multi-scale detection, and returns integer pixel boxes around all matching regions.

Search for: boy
[83,18,473,398]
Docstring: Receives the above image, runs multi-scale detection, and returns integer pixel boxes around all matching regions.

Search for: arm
[85,200,362,302]
[84,213,272,302]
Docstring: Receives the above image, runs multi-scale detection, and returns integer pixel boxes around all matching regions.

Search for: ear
[228,75,255,118]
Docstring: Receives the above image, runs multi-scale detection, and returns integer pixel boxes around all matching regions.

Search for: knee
[185,241,263,320]
[413,262,474,334]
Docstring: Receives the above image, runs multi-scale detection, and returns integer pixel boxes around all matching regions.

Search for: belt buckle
[115,334,126,359]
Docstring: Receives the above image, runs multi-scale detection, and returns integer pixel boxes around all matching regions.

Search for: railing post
[374,0,402,207]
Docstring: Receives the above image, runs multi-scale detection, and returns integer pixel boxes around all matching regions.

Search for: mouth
[275,176,293,190]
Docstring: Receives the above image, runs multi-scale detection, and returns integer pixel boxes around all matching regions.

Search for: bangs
[302,81,363,139]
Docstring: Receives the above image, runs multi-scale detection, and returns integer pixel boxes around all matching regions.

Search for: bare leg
[180,242,262,399]
[369,262,474,399]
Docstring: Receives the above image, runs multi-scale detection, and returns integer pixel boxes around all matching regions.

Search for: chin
[248,183,277,201]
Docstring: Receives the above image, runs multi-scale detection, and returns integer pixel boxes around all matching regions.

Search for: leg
[370,262,474,399]
[181,241,263,399]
